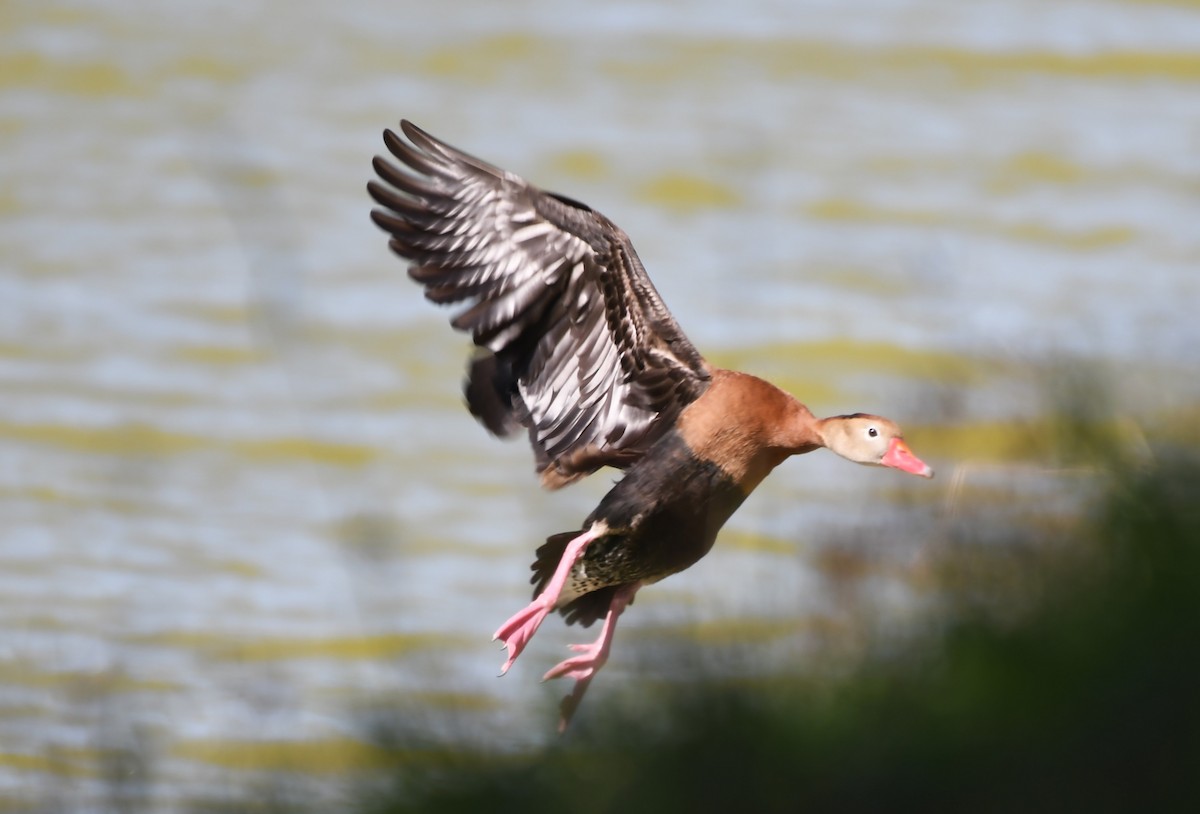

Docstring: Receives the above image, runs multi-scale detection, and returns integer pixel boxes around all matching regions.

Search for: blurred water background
[2,0,1199,810]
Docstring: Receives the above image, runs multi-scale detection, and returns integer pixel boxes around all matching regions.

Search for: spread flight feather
[368,120,710,488]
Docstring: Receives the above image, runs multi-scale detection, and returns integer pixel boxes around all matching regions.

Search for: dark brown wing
[368,120,710,488]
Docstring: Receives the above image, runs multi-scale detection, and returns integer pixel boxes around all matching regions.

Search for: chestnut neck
[676,369,825,491]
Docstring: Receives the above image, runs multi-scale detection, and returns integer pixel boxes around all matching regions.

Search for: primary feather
[369,121,711,488]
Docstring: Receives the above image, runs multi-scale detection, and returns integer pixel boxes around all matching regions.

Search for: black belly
[530,430,750,626]
[578,430,747,587]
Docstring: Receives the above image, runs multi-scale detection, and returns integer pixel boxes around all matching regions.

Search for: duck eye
[868,427,878,438]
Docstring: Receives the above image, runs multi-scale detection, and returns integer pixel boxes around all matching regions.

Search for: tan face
[837,415,899,463]
[826,414,934,478]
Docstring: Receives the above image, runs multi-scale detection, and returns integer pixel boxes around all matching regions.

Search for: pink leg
[544,581,641,733]
[492,526,602,675]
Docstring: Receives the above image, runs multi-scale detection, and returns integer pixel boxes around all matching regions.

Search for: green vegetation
[355,449,1200,813]
[0,419,378,466]
[806,196,1137,250]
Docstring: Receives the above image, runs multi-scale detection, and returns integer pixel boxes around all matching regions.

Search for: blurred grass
[348,446,1200,814]
[0,419,378,466]
[806,196,1138,250]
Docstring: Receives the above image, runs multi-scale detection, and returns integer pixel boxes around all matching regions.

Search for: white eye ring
[868,427,878,438]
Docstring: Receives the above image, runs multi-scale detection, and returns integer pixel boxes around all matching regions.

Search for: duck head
[820,413,933,478]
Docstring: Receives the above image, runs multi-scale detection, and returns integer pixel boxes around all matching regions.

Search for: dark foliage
[361,452,1200,814]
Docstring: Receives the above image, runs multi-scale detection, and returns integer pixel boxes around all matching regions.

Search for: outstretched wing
[368,120,710,488]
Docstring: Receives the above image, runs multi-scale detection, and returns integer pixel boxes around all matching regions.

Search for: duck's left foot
[542,582,640,732]
[543,639,608,682]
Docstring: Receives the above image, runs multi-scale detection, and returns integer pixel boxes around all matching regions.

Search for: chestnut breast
[675,368,818,493]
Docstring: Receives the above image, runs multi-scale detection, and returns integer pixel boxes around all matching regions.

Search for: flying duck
[368,121,933,730]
